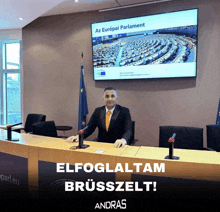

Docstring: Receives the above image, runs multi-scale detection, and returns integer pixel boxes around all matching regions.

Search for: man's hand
[114,139,127,148]
[66,135,79,143]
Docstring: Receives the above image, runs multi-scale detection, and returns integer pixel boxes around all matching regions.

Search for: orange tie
[105,111,111,131]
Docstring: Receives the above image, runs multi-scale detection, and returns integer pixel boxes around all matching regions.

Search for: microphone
[78,126,88,135]
[76,126,90,149]
[6,122,22,141]
[6,122,22,128]
[168,133,176,159]
[168,133,176,143]
[165,133,179,160]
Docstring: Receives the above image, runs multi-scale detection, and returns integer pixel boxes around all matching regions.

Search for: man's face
[103,90,117,109]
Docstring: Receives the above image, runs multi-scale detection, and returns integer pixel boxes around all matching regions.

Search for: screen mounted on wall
[91,8,198,80]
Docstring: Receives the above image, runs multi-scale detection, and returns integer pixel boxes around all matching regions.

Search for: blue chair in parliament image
[32,121,58,138]
[159,126,205,150]
[13,113,46,133]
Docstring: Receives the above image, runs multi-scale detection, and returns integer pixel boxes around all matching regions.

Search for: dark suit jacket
[83,104,132,144]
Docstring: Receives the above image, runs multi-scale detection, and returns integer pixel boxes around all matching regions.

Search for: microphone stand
[76,126,90,149]
[6,122,22,141]
[165,133,179,160]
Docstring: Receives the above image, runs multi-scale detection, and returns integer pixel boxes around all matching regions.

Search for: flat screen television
[91,8,198,80]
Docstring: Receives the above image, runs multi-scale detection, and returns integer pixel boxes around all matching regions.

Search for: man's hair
[104,87,117,92]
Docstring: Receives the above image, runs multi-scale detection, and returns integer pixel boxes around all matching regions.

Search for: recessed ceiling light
[19,18,23,21]
[75,0,78,2]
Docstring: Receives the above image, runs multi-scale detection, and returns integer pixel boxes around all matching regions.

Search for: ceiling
[0,0,171,30]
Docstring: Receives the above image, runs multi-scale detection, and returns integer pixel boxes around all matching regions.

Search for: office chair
[92,121,138,146]
[32,121,57,137]
[206,125,220,152]
[159,126,204,150]
[129,121,138,146]
[13,113,46,133]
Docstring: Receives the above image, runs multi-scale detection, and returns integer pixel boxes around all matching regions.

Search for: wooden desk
[1,129,220,210]
[0,130,131,190]
[1,129,220,185]
[120,146,220,181]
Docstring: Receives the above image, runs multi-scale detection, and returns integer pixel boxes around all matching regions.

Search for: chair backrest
[159,126,203,150]
[32,121,57,137]
[129,121,138,146]
[131,121,135,142]
[206,125,220,152]
[24,113,46,133]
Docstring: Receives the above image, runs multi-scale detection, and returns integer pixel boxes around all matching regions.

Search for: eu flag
[216,98,220,125]
[78,66,88,131]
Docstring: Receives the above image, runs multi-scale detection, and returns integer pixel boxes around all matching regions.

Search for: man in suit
[67,87,132,148]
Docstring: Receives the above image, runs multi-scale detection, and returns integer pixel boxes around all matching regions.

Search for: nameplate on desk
[94,150,106,154]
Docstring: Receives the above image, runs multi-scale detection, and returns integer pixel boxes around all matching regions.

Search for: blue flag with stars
[78,66,88,131]
[216,98,220,125]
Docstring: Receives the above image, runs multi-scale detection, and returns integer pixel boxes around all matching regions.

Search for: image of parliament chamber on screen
[92,8,198,80]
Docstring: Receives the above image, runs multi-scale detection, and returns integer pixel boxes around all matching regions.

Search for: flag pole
[78,52,88,131]
[81,52,84,68]
[81,52,86,126]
